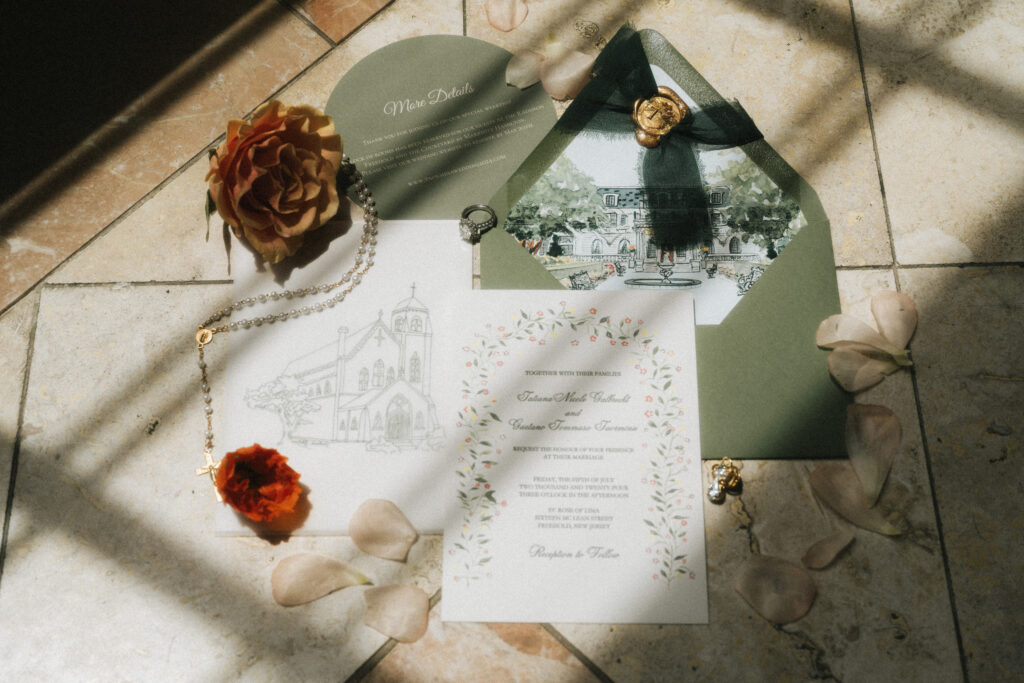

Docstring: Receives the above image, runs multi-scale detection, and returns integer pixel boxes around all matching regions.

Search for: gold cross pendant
[195,449,223,501]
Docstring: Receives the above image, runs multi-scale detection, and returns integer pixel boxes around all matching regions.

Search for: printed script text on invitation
[442,290,708,624]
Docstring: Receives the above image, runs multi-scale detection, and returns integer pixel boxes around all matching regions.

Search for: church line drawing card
[218,221,471,535]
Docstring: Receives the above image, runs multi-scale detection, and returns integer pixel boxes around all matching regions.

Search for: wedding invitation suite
[218,221,471,535]
[217,32,711,623]
[442,290,708,624]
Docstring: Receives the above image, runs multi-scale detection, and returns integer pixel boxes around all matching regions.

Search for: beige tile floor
[1,1,1021,680]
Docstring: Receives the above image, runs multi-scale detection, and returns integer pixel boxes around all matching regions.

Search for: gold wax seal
[631,86,689,148]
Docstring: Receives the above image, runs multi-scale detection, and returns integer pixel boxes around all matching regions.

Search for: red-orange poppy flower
[215,444,302,522]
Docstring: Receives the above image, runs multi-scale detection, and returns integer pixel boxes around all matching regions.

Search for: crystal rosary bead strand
[198,346,214,449]
[194,157,378,486]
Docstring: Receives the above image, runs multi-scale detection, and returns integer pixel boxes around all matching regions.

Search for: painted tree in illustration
[505,156,609,252]
[245,376,321,443]
[710,157,801,259]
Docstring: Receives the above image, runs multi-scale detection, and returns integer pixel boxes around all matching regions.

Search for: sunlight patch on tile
[0,0,328,313]
[854,0,1024,264]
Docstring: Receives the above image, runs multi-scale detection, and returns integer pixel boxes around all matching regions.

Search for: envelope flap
[696,144,846,460]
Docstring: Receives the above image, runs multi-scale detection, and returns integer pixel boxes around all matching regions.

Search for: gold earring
[707,457,742,503]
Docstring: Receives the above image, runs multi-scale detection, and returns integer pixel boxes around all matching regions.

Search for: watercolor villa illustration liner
[505,142,805,323]
[451,302,697,586]
[244,285,444,452]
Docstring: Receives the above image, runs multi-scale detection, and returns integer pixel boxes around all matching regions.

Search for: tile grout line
[846,0,900,289]
[893,261,1023,270]
[848,2,968,680]
[42,280,234,289]
[834,264,899,271]
[542,624,616,682]
[0,293,42,592]
[836,261,1024,271]
[905,352,969,683]
[277,0,338,47]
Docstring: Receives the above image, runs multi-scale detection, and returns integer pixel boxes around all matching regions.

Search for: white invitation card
[442,290,708,624]
[218,221,471,535]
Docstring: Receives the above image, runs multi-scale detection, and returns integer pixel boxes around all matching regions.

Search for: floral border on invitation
[451,302,697,586]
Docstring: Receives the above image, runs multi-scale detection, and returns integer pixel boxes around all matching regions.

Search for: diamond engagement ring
[459,204,497,244]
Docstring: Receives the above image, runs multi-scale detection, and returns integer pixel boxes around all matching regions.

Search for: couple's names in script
[509,370,635,432]
[515,390,630,404]
[507,417,638,432]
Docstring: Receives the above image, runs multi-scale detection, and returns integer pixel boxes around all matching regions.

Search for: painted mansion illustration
[545,185,764,273]
[247,286,441,449]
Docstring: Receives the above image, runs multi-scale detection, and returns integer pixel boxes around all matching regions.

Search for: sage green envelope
[480,29,848,460]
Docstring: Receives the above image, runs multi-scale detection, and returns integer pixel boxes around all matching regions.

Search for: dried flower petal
[485,0,528,32]
[827,346,902,392]
[350,499,419,562]
[540,50,595,100]
[271,553,371,606]
[801,530,855,570]
[216,444,302,522]
[809,463,902,536]
[817,294,916,393]
[846,404,901,506]
[363,585,430,642]
[734,555,817,624]
[816,314,901,357]
[871,290,918,349]
[506,50,545,89]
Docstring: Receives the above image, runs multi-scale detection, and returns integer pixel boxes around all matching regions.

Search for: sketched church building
[281,285,440,447]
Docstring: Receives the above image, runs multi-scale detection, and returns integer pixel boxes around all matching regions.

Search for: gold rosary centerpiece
[632,86,689,148]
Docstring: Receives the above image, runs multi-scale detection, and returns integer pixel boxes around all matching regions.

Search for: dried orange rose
[215,444,302,522]
[207,101,343,263]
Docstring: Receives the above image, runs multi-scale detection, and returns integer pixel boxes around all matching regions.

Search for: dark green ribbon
[574,27,763,247]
